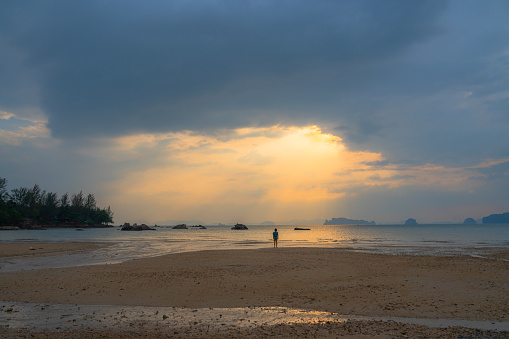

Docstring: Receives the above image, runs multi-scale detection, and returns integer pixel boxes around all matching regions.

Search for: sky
[0,0,508,225]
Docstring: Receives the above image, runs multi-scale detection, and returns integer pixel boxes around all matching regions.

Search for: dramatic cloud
[1,1,447,134]
[2,115,507,223]
[1,0,508,223]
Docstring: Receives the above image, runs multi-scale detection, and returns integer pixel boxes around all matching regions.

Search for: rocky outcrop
[231,223,248,230]
[463,218,477,224]
[17,218,45,229]
[172,224,188,229]
[294,227,310,230]
[0,226,20,230]
[121,223,155,231]
[323,217,375,225]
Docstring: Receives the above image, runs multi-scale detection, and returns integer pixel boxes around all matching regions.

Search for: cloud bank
[1,0,508,223]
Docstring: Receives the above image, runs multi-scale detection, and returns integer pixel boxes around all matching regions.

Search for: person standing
[273,228,278,248]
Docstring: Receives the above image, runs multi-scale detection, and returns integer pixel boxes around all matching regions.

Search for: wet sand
[1,245,508,337]
[0,242,113,258]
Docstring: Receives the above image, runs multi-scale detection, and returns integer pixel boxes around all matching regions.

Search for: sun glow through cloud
[105,125,387,223]
[94,123,509,224]
[2,116,509,224]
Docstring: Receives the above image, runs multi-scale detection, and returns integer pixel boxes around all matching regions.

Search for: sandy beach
[1,244,508,338]
[0,242,113,258]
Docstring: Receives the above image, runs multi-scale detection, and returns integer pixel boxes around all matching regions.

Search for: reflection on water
[0,224,508,271]
[1,302,508,332]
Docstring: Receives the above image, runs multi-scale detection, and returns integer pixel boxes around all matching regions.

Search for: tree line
[0,177,113,228]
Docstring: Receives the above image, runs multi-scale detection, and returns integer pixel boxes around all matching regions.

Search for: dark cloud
[475,161,509,182]
[1,1,446,134]
[1,0,508,168]
[362,160,390,167]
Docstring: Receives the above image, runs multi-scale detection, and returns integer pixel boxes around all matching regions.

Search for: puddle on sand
[1,302,508,333]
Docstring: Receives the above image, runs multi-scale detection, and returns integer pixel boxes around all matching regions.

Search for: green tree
[71,191,84,222]
[92,208,113,225]
[0,201,21,226]
[104,208,113,224]
[40,191,59,222]
[10,187,31,216]
[28,184,43,219]
[0,178,114,227]
[0,178,12,225]
[59,193,70,220]
[0,177,7,202]
[84,193,97,221]
[71,191,84,209]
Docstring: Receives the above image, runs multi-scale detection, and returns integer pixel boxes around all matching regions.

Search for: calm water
[1,224,508,271]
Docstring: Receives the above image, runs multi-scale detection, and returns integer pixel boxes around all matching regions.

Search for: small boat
[231,223,248,230]
[294,227,310,230]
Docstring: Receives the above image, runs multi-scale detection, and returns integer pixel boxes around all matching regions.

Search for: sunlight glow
[95,125,509,223]
[106,125,387,222]
[2,117,506,224]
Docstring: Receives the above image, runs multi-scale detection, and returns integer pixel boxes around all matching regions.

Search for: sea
[2,223,509,332]
[0,223,508,272]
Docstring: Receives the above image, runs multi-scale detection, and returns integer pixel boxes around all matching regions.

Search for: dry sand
[1,245,508,338]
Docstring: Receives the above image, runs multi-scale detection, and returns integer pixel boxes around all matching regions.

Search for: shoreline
[1,244,508,337]
[0,241,115,258]
[0,225,114,232]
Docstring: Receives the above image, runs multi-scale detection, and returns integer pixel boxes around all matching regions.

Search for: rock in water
[231,223,248,230]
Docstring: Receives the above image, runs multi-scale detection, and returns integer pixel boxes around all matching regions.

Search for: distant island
[405,218,418,225]
[482,212,509,224]
[324,217,375,225]
[258,221,275,225]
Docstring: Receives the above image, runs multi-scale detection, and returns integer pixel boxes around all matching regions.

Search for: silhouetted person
[273,228,278,248]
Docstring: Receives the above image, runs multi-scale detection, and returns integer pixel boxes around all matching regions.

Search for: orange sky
[2,112,508,224]
[93,125,495,224]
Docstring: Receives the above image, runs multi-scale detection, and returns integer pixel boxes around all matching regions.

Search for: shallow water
[1,224,508,272]
[1,225,508,334]
[1,302,508,332]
